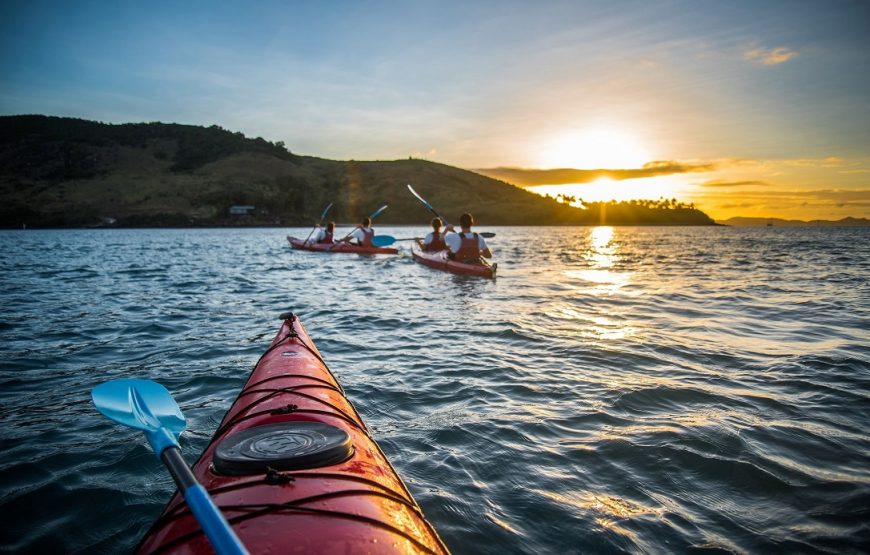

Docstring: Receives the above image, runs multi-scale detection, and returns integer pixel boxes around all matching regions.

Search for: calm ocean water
[1,226,868,554]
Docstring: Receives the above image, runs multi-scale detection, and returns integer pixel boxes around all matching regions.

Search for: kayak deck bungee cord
[136,313,448,554]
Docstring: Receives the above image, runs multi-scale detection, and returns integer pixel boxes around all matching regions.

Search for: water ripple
[1,226,869,553]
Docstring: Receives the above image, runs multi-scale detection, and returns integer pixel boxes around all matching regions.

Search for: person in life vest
[349,217,375,247]
[312,221,335,244]
[444,213,492,263]
[421,217,446,252]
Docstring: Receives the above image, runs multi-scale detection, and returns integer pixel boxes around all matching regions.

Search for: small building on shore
[229,205,255,216]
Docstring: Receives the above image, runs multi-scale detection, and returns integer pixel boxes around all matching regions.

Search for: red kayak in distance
[136,313,449,554]
[287,235,398,255]
[411,241,496,279]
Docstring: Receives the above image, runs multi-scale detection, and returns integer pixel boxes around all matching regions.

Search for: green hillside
[0,115,716,227]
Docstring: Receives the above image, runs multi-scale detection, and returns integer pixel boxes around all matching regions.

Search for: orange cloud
[476,160,715,186]
[780,156,844,167]
[744,46,798,65]
[697,188,870,219]
[700,188,870,203]
[699,179,768,188]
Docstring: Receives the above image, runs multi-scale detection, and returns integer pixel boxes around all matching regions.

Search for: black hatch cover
[213,421,353,475]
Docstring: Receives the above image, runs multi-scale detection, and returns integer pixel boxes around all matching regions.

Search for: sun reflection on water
[589,226,616,266]
[534,489,661,544]
[543,226,638,342]
[564,226,632,295]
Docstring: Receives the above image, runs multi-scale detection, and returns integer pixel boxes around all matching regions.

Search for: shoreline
[3,223,732,230]
[8,222,870,230]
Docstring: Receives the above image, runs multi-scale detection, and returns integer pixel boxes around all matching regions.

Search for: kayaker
[312,221,335,244]
[421,217,446,252]
[348,217,376,247]
[445,213,492,263]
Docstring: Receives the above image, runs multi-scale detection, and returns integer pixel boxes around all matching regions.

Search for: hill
[0,115,716,227]
[718,217,870,227]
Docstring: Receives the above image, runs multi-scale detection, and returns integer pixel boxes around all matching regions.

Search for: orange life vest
[448,232,480,262]
[317,230,334,244]
[358,227,374,247]
[424,231,446,252]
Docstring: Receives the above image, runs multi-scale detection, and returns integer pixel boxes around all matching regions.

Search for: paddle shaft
[385,233,492,241]
[302,203,333,245]
[161,447,248,555]
[330,225,370,250]
[302,226,317,246]
[328,205,388,250]
[162,446,198,491]
[372,231,496,247]
[334,227,361,245]
[423,204,447,226]
[407,185,449,226]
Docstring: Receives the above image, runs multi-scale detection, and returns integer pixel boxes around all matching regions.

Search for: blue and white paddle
[376,190,495,248]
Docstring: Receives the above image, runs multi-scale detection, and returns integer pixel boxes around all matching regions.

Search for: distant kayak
[136,313,449,554]
[411,241,496,278]
[287,235,398,255]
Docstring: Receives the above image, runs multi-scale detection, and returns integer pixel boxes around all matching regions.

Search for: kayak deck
[411,241,496,278]
[287,235,399,255]
[136,314,448,554]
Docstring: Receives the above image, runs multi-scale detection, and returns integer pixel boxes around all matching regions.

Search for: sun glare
[538,129,650,169]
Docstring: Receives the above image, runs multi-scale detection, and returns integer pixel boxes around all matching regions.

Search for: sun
[528,175,689,204]
[524,127,692,204]
[537,128,650,169]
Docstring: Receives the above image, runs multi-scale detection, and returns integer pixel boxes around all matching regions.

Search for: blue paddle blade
[319,203,333,220]
[371,235,396,247]
[94,381,248,553]
[370,204,388,219]
[92,379,186,438]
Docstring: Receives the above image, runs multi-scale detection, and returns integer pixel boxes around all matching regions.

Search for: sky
[2,0,869,220]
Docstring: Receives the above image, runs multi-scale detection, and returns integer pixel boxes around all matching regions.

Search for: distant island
[0,115,719,227]
[717,216,870,227]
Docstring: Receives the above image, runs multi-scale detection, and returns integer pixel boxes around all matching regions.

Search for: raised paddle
[92,379,248,555]
[407,184,449,225]
[302,202,334,245]
[328,204,389,250]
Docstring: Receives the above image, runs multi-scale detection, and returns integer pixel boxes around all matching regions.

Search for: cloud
[697,156,852,172]
[475,160,715,186]
[699,179,768,188]
[700,188,870,205]
[744,46,798,65]
[711,188,869,198]
[807,189,870,203]
[781,156,844,167]
[410,148,438,159]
